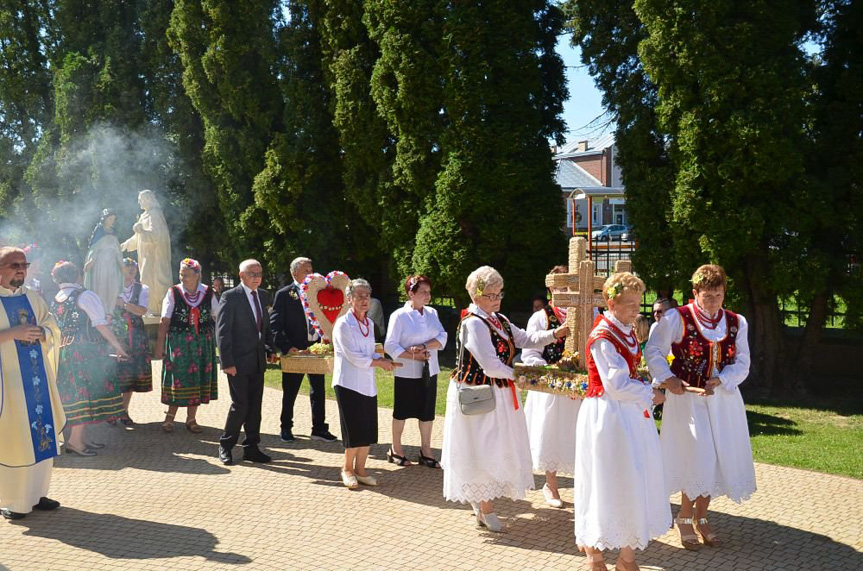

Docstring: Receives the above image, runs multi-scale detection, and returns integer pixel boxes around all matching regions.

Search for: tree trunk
[741,256,786,396]
[785,291,830,395]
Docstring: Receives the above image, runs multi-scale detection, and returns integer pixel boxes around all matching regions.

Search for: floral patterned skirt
[57,339,123,426]
[161,328,218,407]
[113,309,153,393]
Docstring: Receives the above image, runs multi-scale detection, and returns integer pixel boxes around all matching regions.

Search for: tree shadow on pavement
[11,508,251,564]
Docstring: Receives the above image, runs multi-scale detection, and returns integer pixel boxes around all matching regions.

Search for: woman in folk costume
[645,264,755,550]
[109,258,152,426]
[574,272,669,571]
[83,208,124,314]
[523,265,579,508]
[155,258,219,433]
[442,266,568,533]
[52,261,129,457]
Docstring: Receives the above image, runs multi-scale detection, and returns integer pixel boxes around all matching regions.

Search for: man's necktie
[251,290,262,333]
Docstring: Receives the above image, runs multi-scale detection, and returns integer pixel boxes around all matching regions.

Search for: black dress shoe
[243,447,272,463]
[310,430,338,442]
[218,445,233,465]
[1,508,25,520]
[279,429,295,443]
[34,497,60,511]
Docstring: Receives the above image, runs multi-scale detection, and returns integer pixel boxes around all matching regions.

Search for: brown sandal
[185,419,203,433]
[162,412,175,433]
[695,517,721,547]
[674,516,703,551]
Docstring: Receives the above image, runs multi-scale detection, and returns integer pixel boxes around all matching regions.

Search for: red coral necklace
[353,311,370,337]
[694,303,723,330]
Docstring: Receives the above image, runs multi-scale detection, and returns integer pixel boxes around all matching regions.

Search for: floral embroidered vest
[541,305,566,364]
[169,286,215,335]
[53,290,99,347]
[113,282,144,340]
[451,313,515,388]
[670,305,739,389]
[584,317,642,398]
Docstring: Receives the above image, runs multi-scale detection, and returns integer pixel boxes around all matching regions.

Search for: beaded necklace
[353,310,370,337]
[693,302,723,330]
[487,313,502,330]
[182,286,202,305]
[602,314,638,350]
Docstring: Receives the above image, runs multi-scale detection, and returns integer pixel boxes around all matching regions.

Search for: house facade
[553,134,627,233]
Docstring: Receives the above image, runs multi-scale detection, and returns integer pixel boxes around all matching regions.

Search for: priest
[0,247,65,520]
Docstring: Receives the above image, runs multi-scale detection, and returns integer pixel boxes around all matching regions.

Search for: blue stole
[1,294,57,463]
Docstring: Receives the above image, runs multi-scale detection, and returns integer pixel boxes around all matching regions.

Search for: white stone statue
[83,208,124,314]
[121,190,172,315]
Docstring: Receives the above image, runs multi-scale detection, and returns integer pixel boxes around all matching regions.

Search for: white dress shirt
[521,306,565,366]
[645,303,750,391]
[241,283,264,338]
[160,283,219,318]
[461,303,556,380]
[384,302,448,378]
[332,311,381,397]
[55,283,108,326]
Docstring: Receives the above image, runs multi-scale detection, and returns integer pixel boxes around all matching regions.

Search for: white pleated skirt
[660,387,757,503]
[574,396,671,551]
[524,391,580,476]
[442,381,534,504]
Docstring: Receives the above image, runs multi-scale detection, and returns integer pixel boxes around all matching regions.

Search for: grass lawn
[264,364,862,480]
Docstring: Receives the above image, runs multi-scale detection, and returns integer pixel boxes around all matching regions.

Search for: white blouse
[461,303,556,380]
[521,306,566,366]
[332,311,381,397]
[384,302,448,378]
[645,303,751,390]
[121,282,150,310]
[160,283,219,319]
[55,283,108,327]
[590,314,653,409]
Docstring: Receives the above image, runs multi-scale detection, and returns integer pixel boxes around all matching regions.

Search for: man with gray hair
[270,257,337,443]
[216,259,274,465]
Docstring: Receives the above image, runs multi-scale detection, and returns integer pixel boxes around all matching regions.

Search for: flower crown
[692,273,709,287]
[53,259,68,269]
[408,276,418,292]
[181,258,201,271]
[475,277,485,297]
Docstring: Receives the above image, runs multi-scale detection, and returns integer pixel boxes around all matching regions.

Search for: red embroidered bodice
[584,316,642,398]
[670,304,739,389]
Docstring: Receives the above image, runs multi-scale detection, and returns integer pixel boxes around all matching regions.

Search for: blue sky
[557,33,611,144]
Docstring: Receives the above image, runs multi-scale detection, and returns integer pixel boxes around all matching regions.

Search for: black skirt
[334,385,378,448]
[392,373,437,422]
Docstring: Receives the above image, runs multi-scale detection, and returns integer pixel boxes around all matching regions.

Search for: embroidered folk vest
[670,305,739,389]
[451,313,515,388]
[584,317,642,398]
[169,285,215,335]
[53,290,99,347]
[541,305,566,364]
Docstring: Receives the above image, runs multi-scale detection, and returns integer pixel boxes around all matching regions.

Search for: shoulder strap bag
[454,319,495,416]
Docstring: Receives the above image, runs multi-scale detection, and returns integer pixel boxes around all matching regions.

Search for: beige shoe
[543,483,564,508]
[340,470,358,489]
[355,474,378,486]
[674,516,703,551]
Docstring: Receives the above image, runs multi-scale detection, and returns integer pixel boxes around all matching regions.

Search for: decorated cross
[548,237,632,355]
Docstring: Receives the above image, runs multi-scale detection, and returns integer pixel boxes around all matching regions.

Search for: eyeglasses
[481,292,504,301]
[0,262,31,270]
[246,272,263,278]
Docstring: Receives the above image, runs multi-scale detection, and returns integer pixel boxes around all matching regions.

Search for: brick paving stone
[1,364,861,570]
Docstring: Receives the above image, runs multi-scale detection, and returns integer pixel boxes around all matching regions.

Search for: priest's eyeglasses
[480,292,504,301]
[0,262,31,270]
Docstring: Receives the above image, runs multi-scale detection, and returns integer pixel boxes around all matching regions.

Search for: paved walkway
[1,366,861,570]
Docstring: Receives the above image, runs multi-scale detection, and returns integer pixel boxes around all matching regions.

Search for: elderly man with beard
[0,247,65,520]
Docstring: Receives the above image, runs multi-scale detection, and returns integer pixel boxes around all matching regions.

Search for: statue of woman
[83,209,124,313]
[122,190,172,315]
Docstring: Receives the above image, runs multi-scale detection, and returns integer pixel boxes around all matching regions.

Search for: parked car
[621,228,634,242]
[591,224,629,241]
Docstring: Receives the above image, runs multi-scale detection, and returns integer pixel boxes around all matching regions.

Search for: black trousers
[280,372,327,432]
[220,371,265,450]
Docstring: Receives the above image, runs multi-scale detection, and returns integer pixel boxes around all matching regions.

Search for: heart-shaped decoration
[301,271,350,341]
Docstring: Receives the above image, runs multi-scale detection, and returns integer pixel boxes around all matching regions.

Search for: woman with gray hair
[332,279,395,489]
[442,266,568,532]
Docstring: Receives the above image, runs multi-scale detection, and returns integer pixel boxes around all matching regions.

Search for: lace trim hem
[444,481,533,504]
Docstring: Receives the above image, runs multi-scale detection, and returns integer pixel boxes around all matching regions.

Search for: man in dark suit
[216,259,274,465]
[270,257,337,443]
